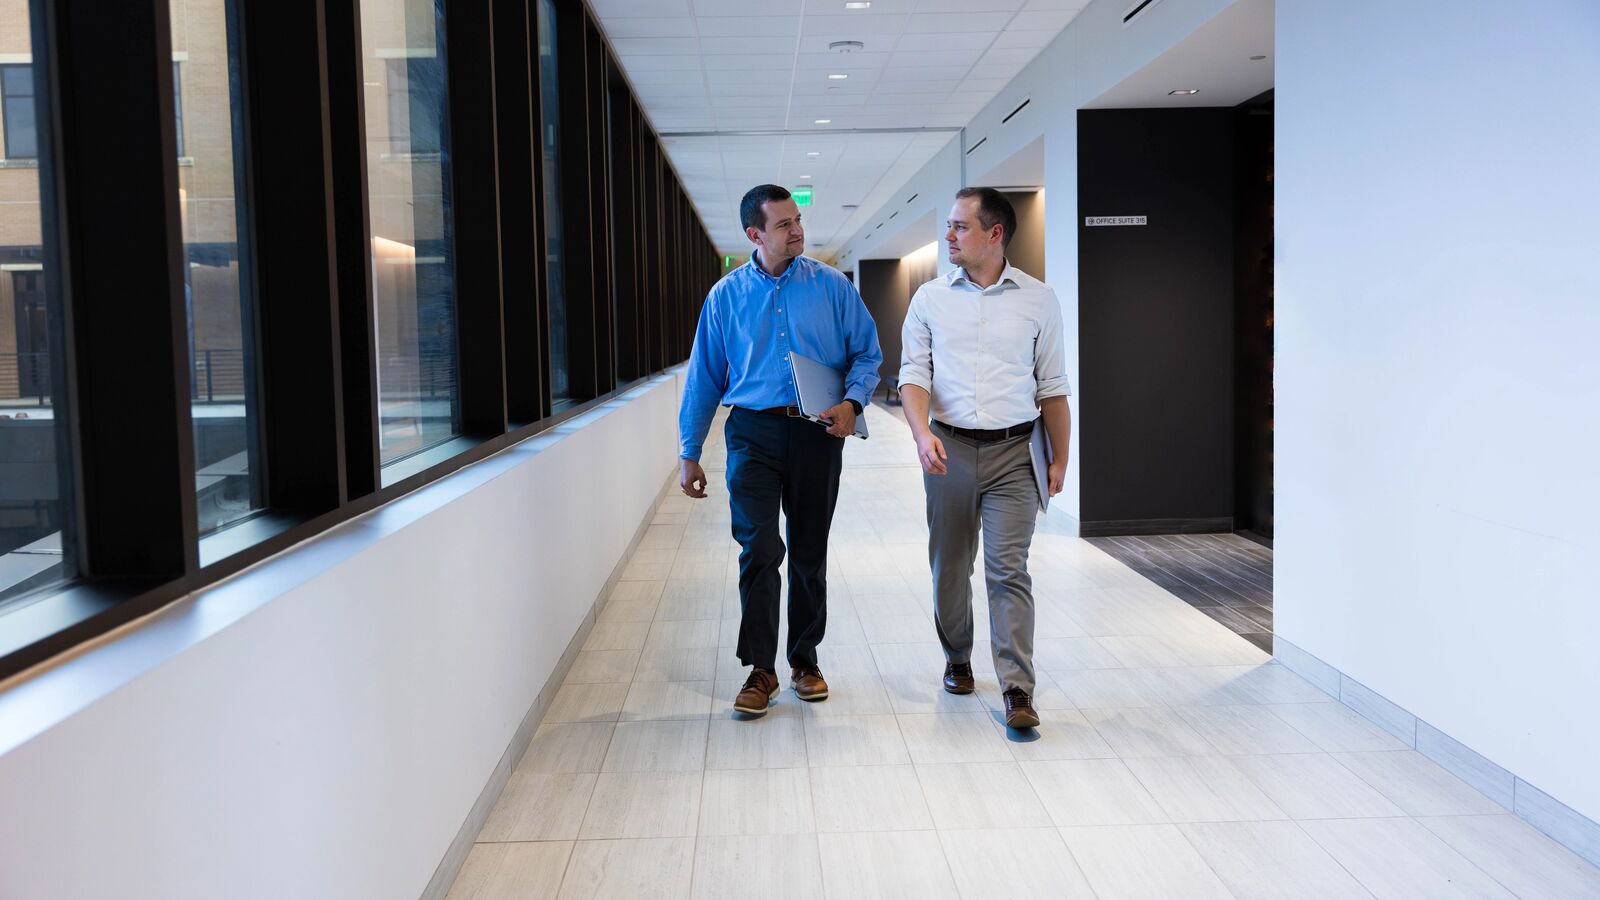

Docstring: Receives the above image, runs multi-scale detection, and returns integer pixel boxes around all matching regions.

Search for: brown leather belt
[934,418,1036,441]
[754,405,804,417]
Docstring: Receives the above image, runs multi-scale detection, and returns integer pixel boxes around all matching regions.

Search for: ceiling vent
[965,136,988,156]
[1002,98,1030,125]
[1122,0,1168,27]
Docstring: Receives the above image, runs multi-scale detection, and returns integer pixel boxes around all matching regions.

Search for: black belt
[934,418,1036,441]
[752,405,804,417]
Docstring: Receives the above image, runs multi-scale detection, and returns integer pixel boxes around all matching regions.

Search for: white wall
[835,0,1240,527]
[0,375,683,899]
[1276,0,1600,823]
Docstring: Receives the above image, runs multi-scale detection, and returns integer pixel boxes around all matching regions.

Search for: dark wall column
[1077,108,1235,535]
[858,258,906,386]
[1002,189,1046,280]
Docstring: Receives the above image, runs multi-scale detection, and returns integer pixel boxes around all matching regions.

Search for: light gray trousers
[923,421,1039,694]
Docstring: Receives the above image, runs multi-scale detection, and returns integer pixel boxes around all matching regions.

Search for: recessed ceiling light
[844,1,871,8]
[806,151,821,157]
[828,73,849,80]
[800,174,812,179]
[841,204,859,209]
[1169,89,1199,95]
[814,118,832,124]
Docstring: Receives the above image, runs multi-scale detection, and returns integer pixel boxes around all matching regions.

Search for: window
[172,0,263,536]
[536,0,570,409]
[362,0,461,464]
[0,4,71,612]
[385,57,446,155]
[1,64,37,160]
[172,61,184,158]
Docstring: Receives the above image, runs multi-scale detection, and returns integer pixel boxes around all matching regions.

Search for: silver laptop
[788,351,869,439]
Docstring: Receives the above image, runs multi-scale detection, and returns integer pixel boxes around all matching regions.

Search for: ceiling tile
[634,82,709,98]
[699,36,796,54]
[878,65,960,82]
[904,11,1013,33]
[887,48,982,68]
[590,0,690,16]
[601,17,697,38]
[701,53,780,70]
[991,28,1057,48]
[801,13,911,35]
[794,50,891,69]
[870,78,961,94]
[1010,9,1080,30]
[966,63,1022,80]
[978,46,1038,66]
[694,15,801,37]
[958,76,1011,92]
[620,54,703,71]
[646,96,713,109]
[914,0,1024,10]
[611,36,700,55]
[692,0,794,14]
[893,30,999,52]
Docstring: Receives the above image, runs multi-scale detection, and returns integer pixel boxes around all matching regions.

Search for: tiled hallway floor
[447,406,1600,899]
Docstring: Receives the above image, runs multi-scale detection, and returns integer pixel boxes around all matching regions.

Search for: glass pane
[2,63,37,159]
[536,0,570,409]
[0,4,72,610]
[173,0,264,536]
[362,0,461,464]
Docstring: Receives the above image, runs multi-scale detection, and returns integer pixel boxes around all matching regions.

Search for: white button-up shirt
[897,261,1071,429]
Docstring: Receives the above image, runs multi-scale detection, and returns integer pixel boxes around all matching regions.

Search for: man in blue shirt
[679,184,882,717]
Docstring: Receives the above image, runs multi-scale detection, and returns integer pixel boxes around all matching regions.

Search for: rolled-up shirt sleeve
[898,286,934,394]
[839,281,883,408]
[1034,287,1071,401]
[679,293,728,461]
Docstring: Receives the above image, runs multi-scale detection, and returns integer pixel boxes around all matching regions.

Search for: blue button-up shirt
[679,252,883,461]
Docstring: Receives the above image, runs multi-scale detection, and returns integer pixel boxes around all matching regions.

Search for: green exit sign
[792,187,813,206]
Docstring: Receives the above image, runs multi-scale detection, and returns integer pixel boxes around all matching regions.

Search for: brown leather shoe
[790,665,829,701]
[1003,688,1040,729]
[733,667,780,716]
[942,662,975,694]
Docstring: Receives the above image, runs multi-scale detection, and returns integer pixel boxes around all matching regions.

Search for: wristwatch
[847,399,863,415]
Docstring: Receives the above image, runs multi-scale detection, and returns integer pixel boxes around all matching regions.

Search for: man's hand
[915,431,948,475]
[680,459,709,499]
[820,401,857,438]
[1047,459,1066,496]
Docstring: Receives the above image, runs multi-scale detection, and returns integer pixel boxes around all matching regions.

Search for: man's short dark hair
[741,184,793,232]
[955,186,1017,248]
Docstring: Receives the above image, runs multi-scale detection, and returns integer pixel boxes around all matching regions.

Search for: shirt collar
[749,250,802,284]
[949,259,1020,291]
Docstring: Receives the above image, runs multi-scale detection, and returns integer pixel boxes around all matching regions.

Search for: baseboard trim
[1273,636,1600,869]
[419,469,677,900]
[1080,516,1234,537]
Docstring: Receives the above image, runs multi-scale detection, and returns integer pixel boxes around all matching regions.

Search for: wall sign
[1086,215,1147,226]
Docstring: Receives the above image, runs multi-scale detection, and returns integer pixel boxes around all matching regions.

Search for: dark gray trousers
[923,421,1039,694]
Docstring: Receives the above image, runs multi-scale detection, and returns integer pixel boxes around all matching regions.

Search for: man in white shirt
[898,187,1071,729]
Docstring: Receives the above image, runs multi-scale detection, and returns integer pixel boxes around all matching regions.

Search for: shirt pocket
[986,311,1039,367]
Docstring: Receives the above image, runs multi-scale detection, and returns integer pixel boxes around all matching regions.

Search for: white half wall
[1276,0,1600,823]
[834,0,1242,528]
[0,374,684,899]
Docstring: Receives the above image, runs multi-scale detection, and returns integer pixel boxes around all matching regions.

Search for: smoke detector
[828,40,865,53]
